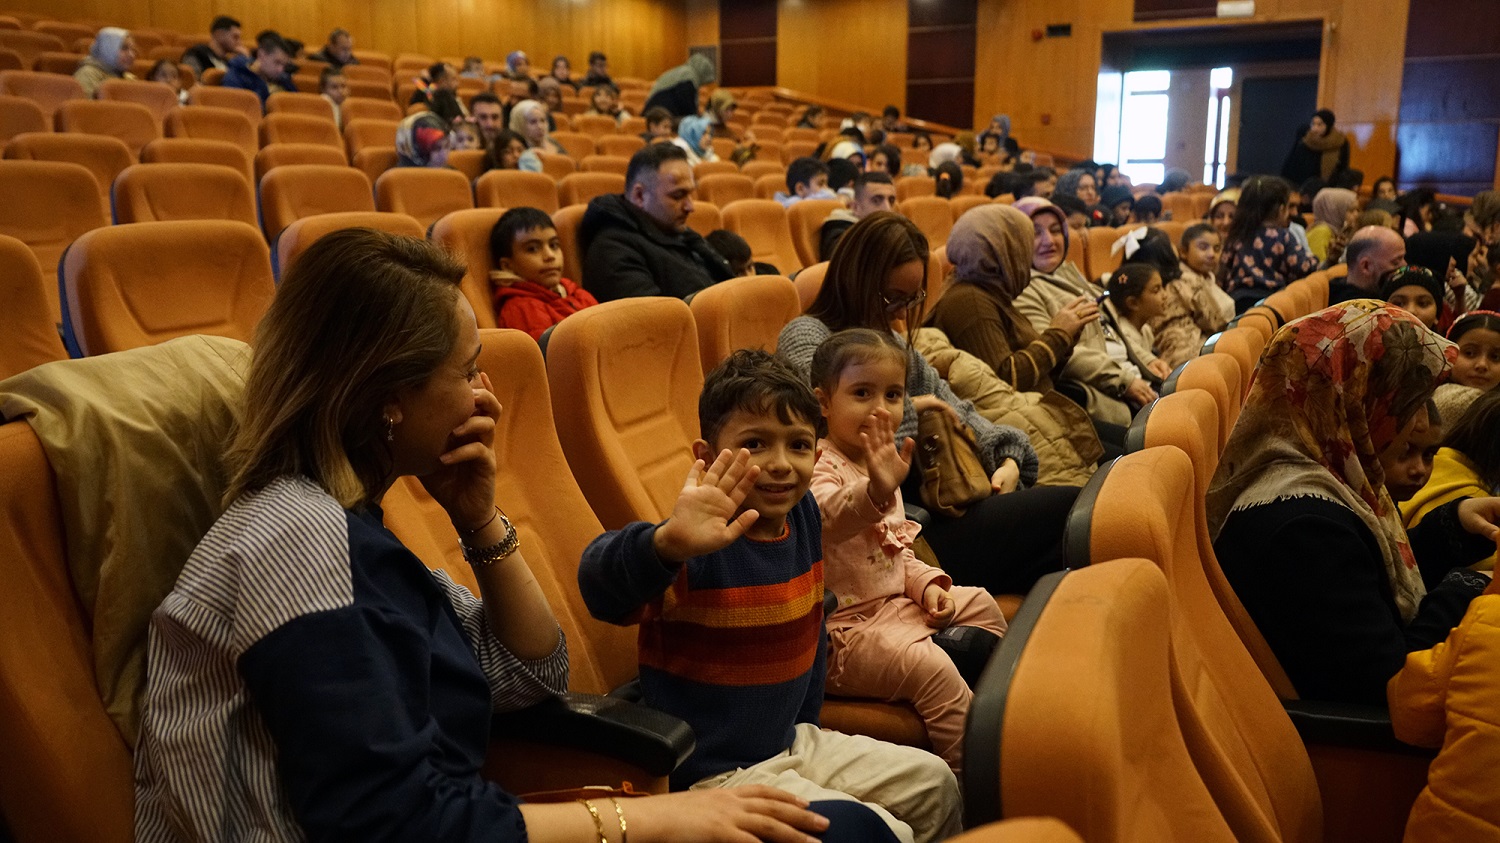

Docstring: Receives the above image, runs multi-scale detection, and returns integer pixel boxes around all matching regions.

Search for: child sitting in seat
[776,157,835,209]
[641,106,675,145]
[448,117,482,152]
[488,207,597,340]
[1402,392,1498,572]
[1431,311,1500,426]
[1150,223,1234,369]
[1100,260,1171,388]
[705,229,756,277]
[808,329,1007,775]
[579,349,962,843]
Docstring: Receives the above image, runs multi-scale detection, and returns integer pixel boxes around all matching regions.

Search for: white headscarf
[90,27,130,73]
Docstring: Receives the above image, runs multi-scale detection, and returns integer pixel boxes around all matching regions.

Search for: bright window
[1095,69,1171,187]
[1203,66,1233,189]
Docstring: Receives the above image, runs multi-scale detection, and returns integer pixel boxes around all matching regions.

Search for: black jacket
[642,81,699,119]
[579,194,733,302]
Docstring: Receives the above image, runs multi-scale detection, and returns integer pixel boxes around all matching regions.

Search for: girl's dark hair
[1447,311,1500,343]
[872,143,902,176]
[1181,222,1218,251]
[934,161,963,198]
[808,212,929,335]
[1108,262,1159,313]
[481,129,524,171]
[911,130,932,150]
[1444,389,1500,487]
[1227,175,1292,247]
[809,328,908,393]
[1127,227,1182,283]
[1371,176,1397,198]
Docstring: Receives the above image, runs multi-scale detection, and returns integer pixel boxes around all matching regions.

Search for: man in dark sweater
[181,15,242,76]
[222,30,295,112]
[579,143,734,301]
[307,28,359,70]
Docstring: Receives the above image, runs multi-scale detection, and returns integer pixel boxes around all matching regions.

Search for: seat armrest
[904,502,933,528]
[492,693,696,777]
[1282,699,1437,758]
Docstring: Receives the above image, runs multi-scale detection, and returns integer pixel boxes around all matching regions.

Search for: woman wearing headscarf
[507,99,564,173]
[1307,187,1360,264]
[1210,301,1500,705]
[394,112,451,169]
[534,77,563,132]
[926,142,962,172]
[642,53,715,118]
[1281,108,1350,186]
[75,27,138,98]
[983,114,1019,157]
[1208,188,1240,241]
[671,114,717,167]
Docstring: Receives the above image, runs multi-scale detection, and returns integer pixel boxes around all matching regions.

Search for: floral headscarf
[1207,301,1457,620]
[394,112,449,167]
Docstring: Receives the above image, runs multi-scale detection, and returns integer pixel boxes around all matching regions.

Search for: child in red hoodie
[489,207,598,339]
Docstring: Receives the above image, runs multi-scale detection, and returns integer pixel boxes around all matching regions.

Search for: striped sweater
[579,494,826,789]
[134,475,569,842]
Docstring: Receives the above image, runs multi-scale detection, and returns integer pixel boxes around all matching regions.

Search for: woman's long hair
[1226,175,1293,249]
[224,229,466,509]
[806,212,929,335]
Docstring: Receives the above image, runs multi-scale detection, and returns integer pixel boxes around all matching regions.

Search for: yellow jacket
[1389,594,1500,842]
[1401,448,1495,571]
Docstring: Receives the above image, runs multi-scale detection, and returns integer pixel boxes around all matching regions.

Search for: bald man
[1330,225,1406,304]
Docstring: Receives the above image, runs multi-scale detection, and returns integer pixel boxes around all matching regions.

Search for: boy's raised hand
[861,407,915,507]
[653,448,762,565]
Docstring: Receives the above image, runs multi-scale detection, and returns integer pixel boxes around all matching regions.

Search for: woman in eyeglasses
[778,212,1079,596]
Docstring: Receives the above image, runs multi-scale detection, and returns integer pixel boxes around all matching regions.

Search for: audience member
[1221,175,1319,311]
[181,15,242,75]
[147,59,188,104]
[487,207,597,339]
[579,349,955,843]
[503,50,530,81]
[641,106,674,144]
[459,56,485,78]
[775,157,833,209]
[222,30,295,110]
[705,229,755,277]
[468,92,505,147]
[1463,191,1500,248]
[1371,176,1399,202]
[1131,194,1163,225]
[480,129,526,172]
[643,53,715,118]
[1210,301,1499,705]
[75,28,137,98]
[307,28,358,69]
[1408,232,1481,319]
[548,55,579,92]
[1400,188,1438,237]
[1308,187,1360,264]
[868,144,901,178]
[394,112,450,169]
[448,118,481,152]
[671,114,717,167]
[1100,186,1134,227]
[579,144,733,301]
[1050,194,1092,242]
[319,67,347,128]
[1446,311,1500,393]
[1281,108,1350,185]
[820,172,896,260]
[1158,168,1192,194]
[1099,260,1170,387]
[1381,265,1444,330]
[983,114,1019,156]
[584,83,628,124]
[408,62,466,124]
[1400,390,1500,567]
[879,105,906,134]
[1153,222,1233,369]
[1332,225,1407,303]
[797,105,824,129]
[582,50,612,86]
[782,212,1080,596]
[508,100,564,171]
[1208,188,1239,241]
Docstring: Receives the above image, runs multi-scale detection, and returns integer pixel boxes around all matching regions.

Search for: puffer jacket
[914,328,1100,488]
[1014,263,1134,426]
[578,193,734,302]
[1400,448,1496,572]
[1389,593,1500,842]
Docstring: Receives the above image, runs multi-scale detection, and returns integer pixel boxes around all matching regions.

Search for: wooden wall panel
[719,0,775,86]
[684,0,720,48]
[1396,0,1500,191]
[776,0,907,116]
[3,0,690,81]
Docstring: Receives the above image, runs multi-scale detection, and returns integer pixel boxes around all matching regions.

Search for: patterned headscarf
[1207,301,1457,620]
[395,112,448,167]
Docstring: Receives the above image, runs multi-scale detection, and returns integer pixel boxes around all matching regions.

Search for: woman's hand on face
[1050,295,1099,339]
[911,394,961,426]
[422,371,500,532]
[1457,497,1500,542]
[625,786,830,843]
[990,458,1020,495]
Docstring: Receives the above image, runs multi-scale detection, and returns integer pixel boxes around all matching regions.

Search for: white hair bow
[1110,226,1149,259]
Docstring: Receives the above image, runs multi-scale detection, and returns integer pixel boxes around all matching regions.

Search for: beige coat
[915,328,1101,488]
[1014,264,1134,426]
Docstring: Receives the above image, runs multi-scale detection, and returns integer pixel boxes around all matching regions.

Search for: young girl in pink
[808,328,1008,775]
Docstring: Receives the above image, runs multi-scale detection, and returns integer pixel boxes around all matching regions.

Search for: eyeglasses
[882,287,927,313]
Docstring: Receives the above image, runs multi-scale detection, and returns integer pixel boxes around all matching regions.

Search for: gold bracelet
[461,511,520,567]
[608,797,627,843]
[577,799,609,843]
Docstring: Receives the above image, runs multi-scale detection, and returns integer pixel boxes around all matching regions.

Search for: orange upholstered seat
[0,70,84,123]
[374,166,474,232]
[0,94,45,143]
[551,203,587,288]
[428,207,507,329]
[141,137,254,186]
[476,169,559,213]
[340,96,402,123]
[556,171,623,207]
[259,111,343,155]
[258,164,375,238]
[596,134,644,158]
[899,196,955,250]
[164,105,257,160]
[96,79,178,124]
[0,233,67,378]
[695,172,754,208]
[0,159,106,322]
[110,163,255,227]
[271,210,423,280]
[721,198,801,275]
[187,85,261,125]
[265,91,336,122]
[688,273,802,374]
[5,131,133,219]
[253,142,347,182]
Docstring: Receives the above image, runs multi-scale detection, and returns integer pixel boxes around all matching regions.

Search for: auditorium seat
[741,160,784,180]
[187,85,261,125]
[579,154,628,176]
[786,198,841,268]
[31,51,82,76]
[164,105,257,160]
[571,113,617,139]
[556,171,622,207]
[751,172,783,200]
[253,142,347,182]
[258,164,375,239]
[548,130,594,161]
[685,200,721,237]
[784,128,818,144]
[747,140,781,164]
[0,69,83,123]
[374,167,473,232]
[338,96,400,124]
[964,559,1237,842]
[688,273,802,374]
[265,91,336,122]
[951,819,1084,843]
[1163,353,1242,449]
[899,196,955,250]
[534,150,576,181]
[111,163,256,227]
[695,172,754,208]
[894,175,936,201]
[1082,226,1121,279]
[427,207,506,330]
[0,31,65,67]
[551,203,587,288]
[141,137,254,186]
[476,169,558,214]
[793,261,828,311]
[692,159,737,179]
[259,112,342,155]
[0,93,44,143]
[0,49,18,71]
[272,210,424,280]
[1127,389,1296,699]
[1065,447,1323,843]
[95,79,177,124]
[1203,327,1264,399]
[779,139,816,165]
[446,148,486,181]
[0,233,66,379]
[950,194,990,220]
[1162,192,1197,223]
[595,134,643,158]
[710,137,734,162]
[721,199,801,275]
[1233,306,1279,344]
[4,132,132,219]
[59,220,275,356]
[54,99,159,159]
[32,21,92,45]
[351,144,398,184]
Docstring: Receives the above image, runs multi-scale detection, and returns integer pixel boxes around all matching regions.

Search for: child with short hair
[776,157,835,208]
[579,349,963,843]
[318,67,347,127]
[1132,194,1163,225]
[808,329,1006,775]
[1101,260,1171,387]
[1402,391,1500,569]
[705,229,755,277]
[488,207,597,340]
[448,117,481,151]
[642,106,674,144]
[1147,223,1234,368]
[147,59,189,104]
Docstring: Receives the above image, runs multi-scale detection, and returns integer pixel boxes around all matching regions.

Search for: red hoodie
[491,277,598,340]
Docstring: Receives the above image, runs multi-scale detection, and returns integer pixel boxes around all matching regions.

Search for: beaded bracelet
[577,799,609,843]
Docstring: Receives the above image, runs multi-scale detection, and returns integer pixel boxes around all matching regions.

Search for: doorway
[1237,75,1318,180]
